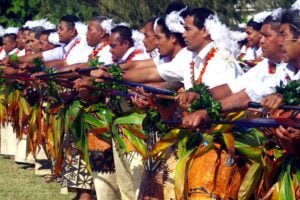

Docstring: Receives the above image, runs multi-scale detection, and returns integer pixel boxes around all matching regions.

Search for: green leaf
[147,129,180,157]
[238,162,263,200]
[121,127,147,157]
[175,149,195,200]
[83,114,107,128]
[114,112,146,125]
[279,163,295,200]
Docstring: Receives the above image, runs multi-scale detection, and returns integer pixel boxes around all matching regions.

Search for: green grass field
[0,156,75,200]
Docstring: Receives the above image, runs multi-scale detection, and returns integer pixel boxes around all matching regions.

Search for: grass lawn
[0,156,75,200]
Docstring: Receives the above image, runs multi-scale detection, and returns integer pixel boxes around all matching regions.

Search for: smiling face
[246,26,262,48]
[259,23,284,62]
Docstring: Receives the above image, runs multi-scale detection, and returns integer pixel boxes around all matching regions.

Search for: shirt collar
[193,42,214,63]
[63,35,80,55]
[120,46,136,62]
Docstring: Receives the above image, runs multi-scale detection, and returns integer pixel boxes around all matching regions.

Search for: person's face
[2,37,16,54]
[86,21,104,47]
[246,26,262,48]
[16,31,25,50]
[57,21,76,43]
[155,25,174,57]
[280,23,300,64]
[109,32,129,62]
[22,30,30,44]
[183,16,206,53]
[28,32,41,53]
[260,23,283,61]
[143,22,157,53]
[39,34,55,51]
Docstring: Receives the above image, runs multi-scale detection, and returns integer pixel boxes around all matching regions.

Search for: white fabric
[95,42,113,64]
[42,46,64,62]
[240,45,263,61]
[92,172,121,200]
[157,43,243,90]
[228,59,277,93]
[17,49,25,57]
[42,35,93,65]
[228,59,298,102]
[8,48,20,55]
[0,47,6,60]
[112,141,143,200]
[120,47,149,62]
[156,47,193,86]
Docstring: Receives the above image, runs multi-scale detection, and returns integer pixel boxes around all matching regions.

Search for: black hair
[165,1,186,14]
[111,25,134,47]
[156,16,185,47]
[19,27,30,33]
[247,18,263,31]
[30,26,45,39]
[186,7,215,29]
[281,9,300,38]
[3,33,17,42]
[60,15,80,30]
[40,29,57,36]
[262,15,281,33]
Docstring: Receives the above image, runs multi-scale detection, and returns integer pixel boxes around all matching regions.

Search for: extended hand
[176,91,199,109]
[275,126,300,156]
[182,109,209,129]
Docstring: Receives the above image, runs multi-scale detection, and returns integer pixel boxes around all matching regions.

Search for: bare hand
[175,91,199,109]
[90,67,112,78]
[275,126,300,156]
[182,109,209,129]
[261,93,284,113]
[73,77,93,92]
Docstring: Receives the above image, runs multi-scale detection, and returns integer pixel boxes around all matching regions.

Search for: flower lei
[188,83,222,121]
[196,48,217,84]
[64,38,80,59]
[268,61,276,74]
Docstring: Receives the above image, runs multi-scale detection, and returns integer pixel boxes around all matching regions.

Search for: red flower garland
[196,48,217,84]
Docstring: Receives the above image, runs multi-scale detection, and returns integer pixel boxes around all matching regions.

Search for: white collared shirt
[42,35,93,65]
[228,58,298,102]
[157,43,243,90]
[239,45,263,61]
[119,47,149,62]
[94,42,113,64]
[188,42,243,89]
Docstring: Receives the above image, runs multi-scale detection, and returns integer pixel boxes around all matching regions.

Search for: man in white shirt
[178,12,298,128]
[109,25,148,63]
[15,15,92,68]
[102,8,241,91]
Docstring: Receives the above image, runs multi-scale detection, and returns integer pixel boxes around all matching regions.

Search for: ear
[170,34,177,44]
[70,28,77,37]
[201,28,210,38]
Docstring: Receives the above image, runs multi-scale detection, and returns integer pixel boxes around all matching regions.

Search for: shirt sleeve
[42,47,63,62]
[156,61,184,82]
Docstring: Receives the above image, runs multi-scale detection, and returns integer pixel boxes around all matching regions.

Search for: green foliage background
[0,0,296,28]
